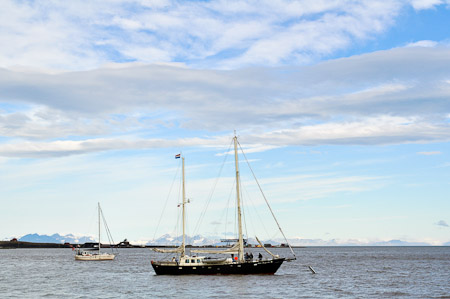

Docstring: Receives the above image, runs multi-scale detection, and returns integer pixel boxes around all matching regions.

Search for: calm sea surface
[1,247,449,298]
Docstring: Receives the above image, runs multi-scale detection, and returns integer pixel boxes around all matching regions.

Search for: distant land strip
[0,240,300,249]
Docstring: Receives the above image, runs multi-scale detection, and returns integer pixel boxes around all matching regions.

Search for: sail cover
[152,246,183,253]
[191,243,240,255]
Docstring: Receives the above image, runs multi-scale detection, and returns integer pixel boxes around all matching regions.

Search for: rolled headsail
[256,237,279,259]
[152,245,184,254]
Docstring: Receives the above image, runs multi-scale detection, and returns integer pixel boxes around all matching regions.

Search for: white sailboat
[75,203,116,261]
[151,134,296,275]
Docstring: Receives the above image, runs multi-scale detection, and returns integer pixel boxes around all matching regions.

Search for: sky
[0,0,449,245]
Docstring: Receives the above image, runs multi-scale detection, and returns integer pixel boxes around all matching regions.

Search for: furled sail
[256,236,279,258]
[152,246,183,253]
[191,243,240,255]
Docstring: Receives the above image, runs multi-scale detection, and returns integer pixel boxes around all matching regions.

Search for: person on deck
[258,253,263,260]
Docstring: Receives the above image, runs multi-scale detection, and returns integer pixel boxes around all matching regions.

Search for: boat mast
[234,134,244,262]
[98,202,101,254]
[181,156,186,258]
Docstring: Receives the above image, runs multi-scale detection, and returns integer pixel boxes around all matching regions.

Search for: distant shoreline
[0,241,73,249]
[1,240,448,249]
[0,240,307,249]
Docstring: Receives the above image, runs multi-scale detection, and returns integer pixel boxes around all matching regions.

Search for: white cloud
[1,45,450,157]
[406,40,438,48]
[0,136,235,158]
[1,114,449,158]
[249,116,450,146]
[0,0,421,70]
[409,0,444,10]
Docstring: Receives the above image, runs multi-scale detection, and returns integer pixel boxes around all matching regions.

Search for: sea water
[0,247,449,298]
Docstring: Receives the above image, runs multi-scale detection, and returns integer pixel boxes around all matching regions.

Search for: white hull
[74,203,117,261]
[75,253,115,261]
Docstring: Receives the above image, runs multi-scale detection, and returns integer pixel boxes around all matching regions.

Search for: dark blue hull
[151,258,285,275]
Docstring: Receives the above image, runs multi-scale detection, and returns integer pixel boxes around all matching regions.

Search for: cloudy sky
[1,0,449,245]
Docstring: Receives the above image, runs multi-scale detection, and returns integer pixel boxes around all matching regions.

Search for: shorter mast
[151,155,187,256]
[98,202,101,254]
[181,156,186,258]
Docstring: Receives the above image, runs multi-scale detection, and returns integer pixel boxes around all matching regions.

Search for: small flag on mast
[175,154,181,159]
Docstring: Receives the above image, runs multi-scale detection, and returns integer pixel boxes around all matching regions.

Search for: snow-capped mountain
[19,233,95,244]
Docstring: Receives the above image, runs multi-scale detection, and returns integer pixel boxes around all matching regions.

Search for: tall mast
[234,134,244,262]
[181,156,186,257]
[98,202,101,253]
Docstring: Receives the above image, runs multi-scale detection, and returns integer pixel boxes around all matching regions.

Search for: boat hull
[75,253,115,261]
[151,258,285,275]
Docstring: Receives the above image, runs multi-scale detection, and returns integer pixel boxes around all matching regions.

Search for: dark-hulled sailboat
[151,134,296,275]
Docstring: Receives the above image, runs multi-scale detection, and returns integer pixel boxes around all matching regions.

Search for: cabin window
[197,259,201,263]
[185,259,189,263]
[191,259,195,263]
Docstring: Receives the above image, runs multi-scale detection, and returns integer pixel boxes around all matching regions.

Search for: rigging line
[103,217,115,253]
[192,138,233,235]
[101,209,111,245]
[238,141,297,259]
[242,180,271,241]
[185,208,190,251]
[100,206,117,254]
[192,139,233,236]
[223,179,235,241]
[270,230,280,241]
[234,186,237,241]
[241,183,255,242]
[239,175,250,246]
[170,175,182,247]
[105,210,115,249]
[212,177,234,238]
[173,203,181,246]
[152,162,181,242]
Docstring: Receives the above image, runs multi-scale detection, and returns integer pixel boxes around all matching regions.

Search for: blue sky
[0,0,449,245]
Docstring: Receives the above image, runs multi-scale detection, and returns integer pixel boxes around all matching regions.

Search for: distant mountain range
[14,233,448,246]
[19,233,95,244]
